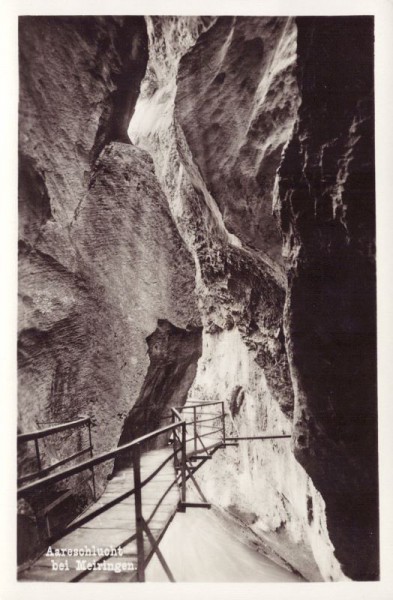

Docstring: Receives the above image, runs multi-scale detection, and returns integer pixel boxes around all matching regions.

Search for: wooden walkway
[17,401,248,582]
[19,448,179,582]
[17,401,291,582]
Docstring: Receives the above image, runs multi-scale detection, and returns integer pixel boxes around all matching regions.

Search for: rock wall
[176,16,299,263]
[129,17,293,419]
[129,15,377,581]
[115,319,202,470]
[19,16,148,227]
[187,328,344,581]
[276,17,378,580]
[129,16,343,580]
[18,17,198,495]
[18,14,377,582]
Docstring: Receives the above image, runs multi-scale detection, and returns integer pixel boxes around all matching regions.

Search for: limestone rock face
[130,15,377,582]
[18,14,377,583]
[18,18,198,496]
[187,329,345,581]
[130,17,293,420]
[276,17,377,580]
[129,16,346,581]
[175,17,299,263]
[19,16,148,227]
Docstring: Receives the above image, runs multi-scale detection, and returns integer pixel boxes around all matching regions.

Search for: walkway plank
[18,448,179,582]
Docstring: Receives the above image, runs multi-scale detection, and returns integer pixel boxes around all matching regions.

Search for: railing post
[87,420,96,501]
[193,406,197,453]
[181,422,187,506]
[34,438,42,473]
[171,410,178,470]
[45,515,51,538]
[221,402,226,444]
[133,443,145,582]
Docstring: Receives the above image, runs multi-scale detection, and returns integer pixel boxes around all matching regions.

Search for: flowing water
[146,505,303,583]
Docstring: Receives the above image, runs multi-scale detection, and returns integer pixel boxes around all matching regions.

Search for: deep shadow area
[277,16,378,580]
[114,320,202,470]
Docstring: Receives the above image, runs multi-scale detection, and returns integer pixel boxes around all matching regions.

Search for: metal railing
[17,416,96,537]
[17,400,291,582]
[17,416,95,486]
[226,435,291,441]
[17,401,227,582]
[171,400,226,455]
[18,419,188,581]
[169,401,226,512]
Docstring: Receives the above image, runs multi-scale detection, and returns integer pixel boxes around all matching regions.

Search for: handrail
[17,401,233,582]
[178,411,222,415]
[174,400,224,409]
[171,407,183,422]
[17,416,90,442]
[17,430,186,569]
[17,447,92,485]
[18,420,185,498]
[190,428,223,441]
[226,435,291,441]
[194,416,221,425]
[17,397,294,583]
[18,401,227,582]
[171,401,226,458]
[42,445,182,550]
[17,415,97,535]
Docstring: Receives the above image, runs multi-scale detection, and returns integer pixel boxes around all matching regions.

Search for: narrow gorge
[17,15,377,582]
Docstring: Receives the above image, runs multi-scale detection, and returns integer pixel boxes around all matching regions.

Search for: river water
[146,505,303,583]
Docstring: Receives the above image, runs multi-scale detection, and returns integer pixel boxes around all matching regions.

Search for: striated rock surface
[276,17,377,580]
[18,17,198,502]
[176,17,299,263]
[19,16,148,227]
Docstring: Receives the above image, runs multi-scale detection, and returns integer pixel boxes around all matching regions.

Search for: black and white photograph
[1,0,393,596]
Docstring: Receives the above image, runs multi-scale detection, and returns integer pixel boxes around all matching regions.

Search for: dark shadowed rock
[115,319,202,470]
[276,16,378,580]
